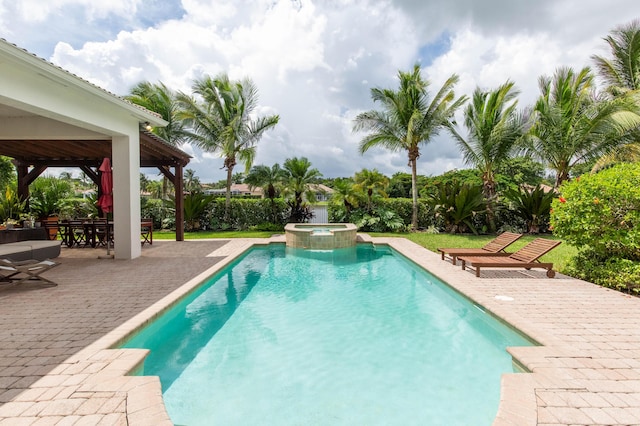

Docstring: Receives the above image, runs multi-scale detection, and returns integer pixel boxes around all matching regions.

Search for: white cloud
[2,0,639,182]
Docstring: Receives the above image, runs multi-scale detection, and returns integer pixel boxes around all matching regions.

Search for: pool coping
[3,236,640,425]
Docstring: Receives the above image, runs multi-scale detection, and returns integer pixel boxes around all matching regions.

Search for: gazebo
[0,39,188,259]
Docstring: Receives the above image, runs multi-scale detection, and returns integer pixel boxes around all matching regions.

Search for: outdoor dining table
[57,219,113,248]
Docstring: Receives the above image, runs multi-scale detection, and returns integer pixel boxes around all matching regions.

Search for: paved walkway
[0,237,638,425]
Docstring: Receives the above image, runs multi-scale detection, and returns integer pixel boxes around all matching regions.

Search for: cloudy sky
[1,0,638,183]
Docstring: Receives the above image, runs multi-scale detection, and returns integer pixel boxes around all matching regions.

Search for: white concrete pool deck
[0,236,639,425]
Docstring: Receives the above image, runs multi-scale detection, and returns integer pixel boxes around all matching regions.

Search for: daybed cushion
[0,244,32,261]
[0,241,60,261]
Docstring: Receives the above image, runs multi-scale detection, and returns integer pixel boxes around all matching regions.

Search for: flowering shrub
[550,163,640,260]
[551,163,640,293]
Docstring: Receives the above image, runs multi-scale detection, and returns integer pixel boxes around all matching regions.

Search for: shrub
[328,198,433,230]
[503,184,556,234]
[564,249,640,294]
[208,198,289,230]
[29,177,72,219]
[550,163,640,260]
[0,186,26,222]
[427,181,486,234]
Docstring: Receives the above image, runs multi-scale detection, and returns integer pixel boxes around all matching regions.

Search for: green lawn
[155,229,577,273]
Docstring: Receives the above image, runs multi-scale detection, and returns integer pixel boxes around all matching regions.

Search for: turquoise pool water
[122,244,533,425]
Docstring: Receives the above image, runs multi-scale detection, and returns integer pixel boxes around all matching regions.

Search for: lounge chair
[437,232,523,265]
[458,238,562,278]
[0,258,59,288]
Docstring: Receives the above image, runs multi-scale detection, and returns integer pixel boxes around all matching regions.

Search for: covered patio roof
[0,125,190,241]
[0,38,191,252]
[0,128,190,168]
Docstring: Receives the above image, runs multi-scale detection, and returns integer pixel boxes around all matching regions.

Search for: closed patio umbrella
[97,158,113,256]
[97,157,113,214]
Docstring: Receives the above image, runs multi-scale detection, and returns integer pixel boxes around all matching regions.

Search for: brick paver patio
[0,237,639,425]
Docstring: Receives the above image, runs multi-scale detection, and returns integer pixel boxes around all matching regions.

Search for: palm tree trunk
[225,166,233,222]
[411,159,418,231]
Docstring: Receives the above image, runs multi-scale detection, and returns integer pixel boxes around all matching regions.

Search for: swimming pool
[121,244,533,425]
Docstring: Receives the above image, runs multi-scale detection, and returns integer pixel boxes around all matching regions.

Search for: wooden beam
[79,165,100,186]
[157,165,175,182]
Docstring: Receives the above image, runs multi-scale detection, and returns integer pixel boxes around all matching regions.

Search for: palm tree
[450,81,526,200]
[183,169,201,193]
[127,81,186,200]
[353,168,389,211]
[126,81,186,144]
[526,66,640,187]
[330,179,360,218]
[245,164,285,200]
[591,20,640,169]
[178,74,279,219]
[592,20,640,96]
[282,157,322,223]
[353,64,466,230]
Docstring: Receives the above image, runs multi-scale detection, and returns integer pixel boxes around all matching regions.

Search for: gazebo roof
[0,130,190,168]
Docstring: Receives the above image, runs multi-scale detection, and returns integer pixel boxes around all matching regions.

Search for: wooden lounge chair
[0,258,59,288]
[458,238,562,278]
[437,232,523,265]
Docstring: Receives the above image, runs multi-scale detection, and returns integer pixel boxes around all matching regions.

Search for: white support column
[112,133,141,259]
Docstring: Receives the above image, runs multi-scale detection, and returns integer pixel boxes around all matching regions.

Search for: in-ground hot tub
[285,223,357,249]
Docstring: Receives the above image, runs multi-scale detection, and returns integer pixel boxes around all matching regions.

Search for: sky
[1,0,638,183]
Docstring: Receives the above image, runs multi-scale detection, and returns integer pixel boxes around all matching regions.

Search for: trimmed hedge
[207,198,289,230]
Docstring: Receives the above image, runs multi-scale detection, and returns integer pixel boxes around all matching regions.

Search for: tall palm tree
[353,64,466,230]
[591,20,640,169]
[245,163,285,200]
[282,157,322,223]
[449,80,527,231]
[353,168,389,211]
[526,66,640,187]
[127,81,187,200]
[178,74,279,219]
[593,20,640,96]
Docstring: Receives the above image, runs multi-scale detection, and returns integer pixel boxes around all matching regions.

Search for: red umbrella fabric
[97,158,113,213]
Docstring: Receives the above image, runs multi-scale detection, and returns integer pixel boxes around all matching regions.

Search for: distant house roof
[204,184,262,197]
[310,184,334,193]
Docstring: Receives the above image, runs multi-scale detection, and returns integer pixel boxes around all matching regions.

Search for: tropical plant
[427,181,486,234]
[592,20,640,96]
[182,191,214,232]
[591,20,640,170]
[353,168,389,211]
[353,63,466,230]
[0,186,26,222]
[449,81,526,199]
[178,74,279,220]
[282,157,322,223]
[503,184,556,234]
[329,179,361,221]
[525,66,640,187]
[245,164,285,200]
[29,176,73,219]
[127,81,188,199]
[353,209,405,232]
[126,81,186,144]
[0,156,15,189]
[245,163,286,223]
[184,169,201,193]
